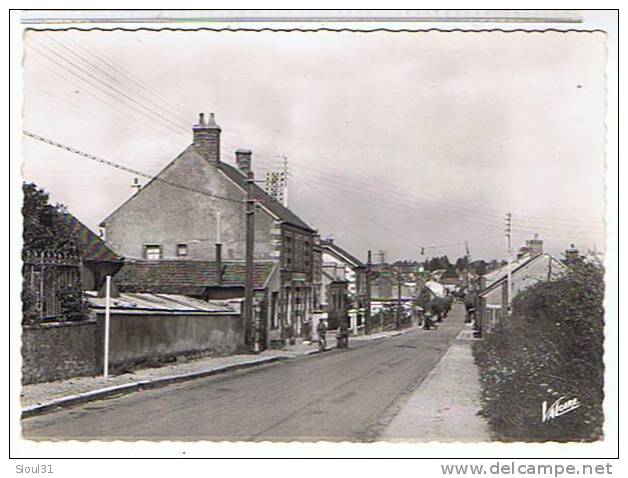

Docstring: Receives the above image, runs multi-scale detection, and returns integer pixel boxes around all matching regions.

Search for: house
[439,267,461,291]
[99,113,319,348]
[325,279,349,330]
[369,271,418,330]
[477,237,568,336]
[320,239,366,331]
[424,279,446,299]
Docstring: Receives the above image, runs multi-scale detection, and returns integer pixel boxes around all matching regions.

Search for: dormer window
[177,243,188,257]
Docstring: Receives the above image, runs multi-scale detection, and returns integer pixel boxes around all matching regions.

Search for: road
[23,305,467,442]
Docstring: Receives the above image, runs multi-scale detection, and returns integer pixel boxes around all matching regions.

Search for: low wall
[22,320,103,385]
[99,312,245,371]
[22,312,245,384]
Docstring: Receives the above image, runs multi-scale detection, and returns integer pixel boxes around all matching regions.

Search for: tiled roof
[114,260,277,295]
[217,162,314,232]
[60,213,123,262]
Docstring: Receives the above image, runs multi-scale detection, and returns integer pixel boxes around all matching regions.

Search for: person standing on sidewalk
[317,319,328,350]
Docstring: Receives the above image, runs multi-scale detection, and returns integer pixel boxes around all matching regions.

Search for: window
[144,244,162,260]
[177,243,188,257]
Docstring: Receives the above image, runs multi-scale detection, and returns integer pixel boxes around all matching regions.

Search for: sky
[21,29,607,263]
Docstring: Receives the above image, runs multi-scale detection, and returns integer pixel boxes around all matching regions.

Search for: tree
[22,182,79,255]
[455,256,469,271]
[22,183,83,323]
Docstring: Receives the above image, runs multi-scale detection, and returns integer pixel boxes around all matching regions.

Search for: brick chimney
[193,112,221,163]
[235,149,252,175]
[525,234,544,256]
[565,244,580,263]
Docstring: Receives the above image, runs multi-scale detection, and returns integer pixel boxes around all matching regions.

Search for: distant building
[100,113,320,348]
[478,237,567,336]
[320,239,366,331]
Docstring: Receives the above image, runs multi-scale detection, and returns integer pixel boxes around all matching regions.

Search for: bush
[473,259,604,442]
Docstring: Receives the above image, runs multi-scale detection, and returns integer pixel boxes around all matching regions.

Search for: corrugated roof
[114,259,277,295]
[85,291,235,314]
[60,213,123,262]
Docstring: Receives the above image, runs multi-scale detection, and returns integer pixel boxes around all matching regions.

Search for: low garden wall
[22,312,245,384]
[22,320,102,385]
[101,312,244,371]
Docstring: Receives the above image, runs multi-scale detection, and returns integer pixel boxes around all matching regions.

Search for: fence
[22,250,82,323]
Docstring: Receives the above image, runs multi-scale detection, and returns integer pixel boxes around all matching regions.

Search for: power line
[23,130,242,205]
[36,36,291,165]
[26,40,603,239]
[51,35,193,126]
[31,37,289,166]
[287,161,604,231]
[27,45,191,142]
[25,53,186,142]
[29,40,191,136]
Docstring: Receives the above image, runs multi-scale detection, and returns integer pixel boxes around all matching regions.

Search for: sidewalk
[381,324,491,442]
[22,325,420,417]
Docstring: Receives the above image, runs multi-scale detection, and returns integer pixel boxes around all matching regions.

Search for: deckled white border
[7,5,619,465]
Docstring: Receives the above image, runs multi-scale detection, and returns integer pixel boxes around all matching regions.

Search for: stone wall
[22,320,103,385]
[96,312,245,371]
[22,312,245,384]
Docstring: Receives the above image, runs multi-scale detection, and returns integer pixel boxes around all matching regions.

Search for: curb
[21,355,288,419]
[22,326,421,419]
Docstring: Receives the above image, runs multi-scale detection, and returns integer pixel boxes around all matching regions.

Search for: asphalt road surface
[23,306,467,442]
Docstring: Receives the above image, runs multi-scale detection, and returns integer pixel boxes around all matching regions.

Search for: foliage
[22,183,85,323]
[57,284,86,321]
[422,255,452,272]
[442,266,459,278]
[473,259,604,442]
[22,182,79,255]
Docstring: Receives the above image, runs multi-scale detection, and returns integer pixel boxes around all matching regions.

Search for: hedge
[472,260,604,442]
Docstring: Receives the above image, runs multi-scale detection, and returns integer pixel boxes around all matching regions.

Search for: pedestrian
[337,318,349,348]
[317,319,328,351]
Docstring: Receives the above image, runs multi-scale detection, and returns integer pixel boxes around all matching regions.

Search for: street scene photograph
[14,13,612,450]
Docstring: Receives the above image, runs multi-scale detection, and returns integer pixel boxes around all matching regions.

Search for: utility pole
[215,212,223,285]
[245,170,256,351]
[396,269,402,329]
[103,275,111,378]
[465,240,471,290]
[505,212,513,315]
[365,250,372,335]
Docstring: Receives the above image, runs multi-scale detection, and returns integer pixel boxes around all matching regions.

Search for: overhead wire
[23,131,242,205]
[25,35,603,254]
